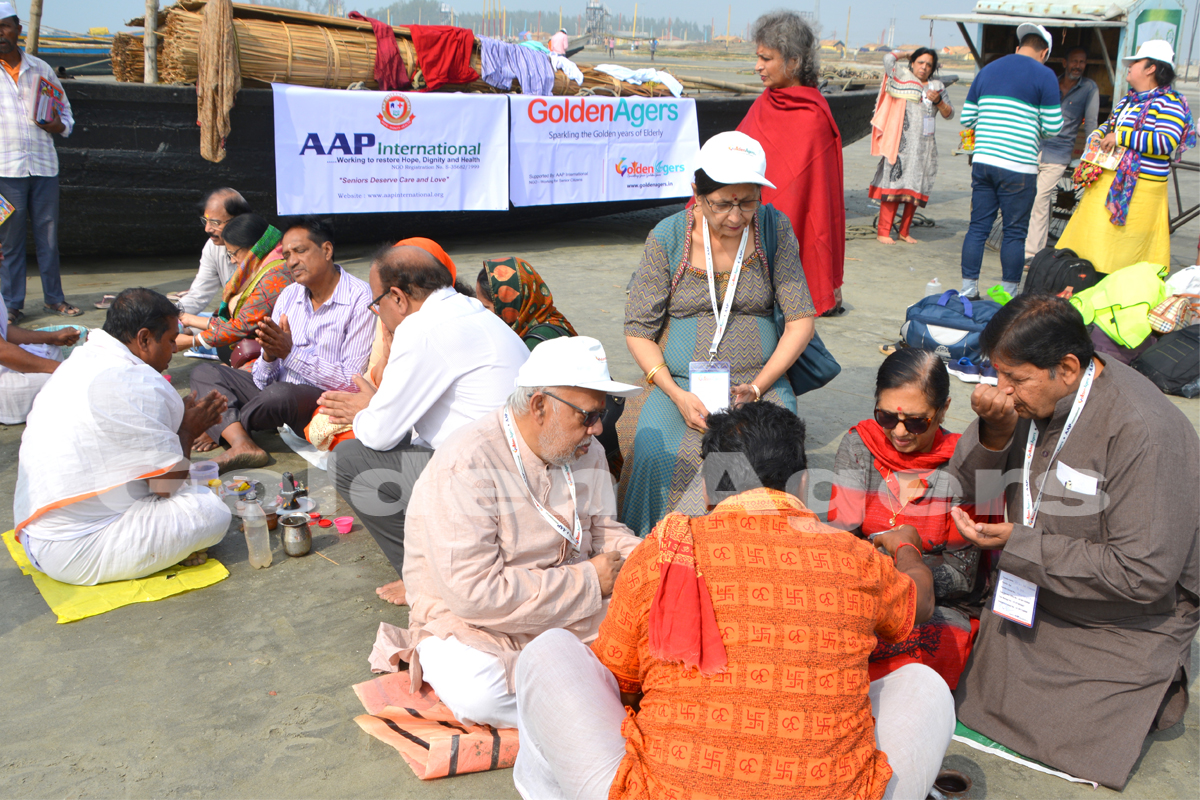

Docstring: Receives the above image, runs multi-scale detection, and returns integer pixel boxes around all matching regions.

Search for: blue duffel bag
[901,290,1004,363]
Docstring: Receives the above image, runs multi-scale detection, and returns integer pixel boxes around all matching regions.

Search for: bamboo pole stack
[110,33,150,82]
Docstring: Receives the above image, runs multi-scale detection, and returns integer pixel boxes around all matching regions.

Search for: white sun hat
[516,336,642,398]
[1016,23,1053,54]
[696,131,776,189]
[1122,39,1175,67]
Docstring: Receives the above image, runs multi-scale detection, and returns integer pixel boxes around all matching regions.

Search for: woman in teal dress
[618,132,817,535]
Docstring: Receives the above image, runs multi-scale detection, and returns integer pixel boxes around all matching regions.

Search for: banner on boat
[272,84,509,215]
[507,96,700,207]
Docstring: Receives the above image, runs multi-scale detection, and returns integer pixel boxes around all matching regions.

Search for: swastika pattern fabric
[592,488,917,799]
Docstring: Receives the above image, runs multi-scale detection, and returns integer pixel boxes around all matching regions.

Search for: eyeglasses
[874,408,935,435]
[200,216,230,229]
[543,391,605,427]
[703,195,761,216]
[367,288,390,316]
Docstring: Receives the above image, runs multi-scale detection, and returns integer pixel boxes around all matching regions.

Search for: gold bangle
[645,362,668,384]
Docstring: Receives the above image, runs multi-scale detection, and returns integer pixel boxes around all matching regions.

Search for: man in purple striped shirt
[191,217,374,472]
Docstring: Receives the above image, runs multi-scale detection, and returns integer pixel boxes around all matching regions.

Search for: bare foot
[179,549,208,567]
[876,235,896,245]
[213,443,271,474]
[376,579,408,606]
[900,234,919,244]
[192,432,218,452]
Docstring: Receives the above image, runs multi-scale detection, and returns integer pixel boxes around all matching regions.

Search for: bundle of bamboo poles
[158,8,201,84]
[110,32,148,83]
[552,68,680,98]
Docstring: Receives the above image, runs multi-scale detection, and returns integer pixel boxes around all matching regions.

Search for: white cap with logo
[1016,23,1053,54]
[0,3,18,20]
[516,336,642,398]
[1123,39,1175,67]
[696,131,776,189]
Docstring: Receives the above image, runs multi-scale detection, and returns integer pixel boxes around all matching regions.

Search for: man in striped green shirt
[960,24,1063,298]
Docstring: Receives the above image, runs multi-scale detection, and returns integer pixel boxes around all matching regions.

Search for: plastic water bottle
[242,492,273,569]
[925,277,943,297]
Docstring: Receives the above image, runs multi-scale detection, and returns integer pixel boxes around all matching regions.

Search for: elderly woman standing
[1056,40,1195,273]
[736,11,846,316]
[618,132,817,536]
[869,49,955,244]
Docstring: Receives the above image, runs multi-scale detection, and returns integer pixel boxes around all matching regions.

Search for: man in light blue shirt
[1024,47,1100,260]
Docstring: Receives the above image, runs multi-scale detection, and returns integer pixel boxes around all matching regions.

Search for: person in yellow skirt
[1056,40,1195,273]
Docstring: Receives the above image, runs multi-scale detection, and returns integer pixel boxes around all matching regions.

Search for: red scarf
[848,419,965,549]
[408,25,480,91]
[647,514,727,676]
[737,86,845,315]
[349,12,411,90]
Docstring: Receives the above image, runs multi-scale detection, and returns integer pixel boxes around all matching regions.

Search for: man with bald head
[321,244,529,604]
[178,187,253,314]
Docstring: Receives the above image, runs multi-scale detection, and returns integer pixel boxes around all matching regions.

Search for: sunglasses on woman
[874,408,934,435]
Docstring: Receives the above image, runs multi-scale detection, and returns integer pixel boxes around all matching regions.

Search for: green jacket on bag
[1070,262,1168,348]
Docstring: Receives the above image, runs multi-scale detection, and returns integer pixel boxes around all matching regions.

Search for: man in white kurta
[14,288,231,585]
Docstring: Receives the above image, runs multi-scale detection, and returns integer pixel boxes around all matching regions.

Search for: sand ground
[1,77,1198,799]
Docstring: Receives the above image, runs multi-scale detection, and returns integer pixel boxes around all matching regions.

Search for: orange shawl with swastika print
[648,513,728,676]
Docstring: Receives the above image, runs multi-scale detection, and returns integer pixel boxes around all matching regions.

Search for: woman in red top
[737,10,846,317]
[829,348,989,689]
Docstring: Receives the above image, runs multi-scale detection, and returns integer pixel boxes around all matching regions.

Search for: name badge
[923,115,936,136]
[992,570,1039,628]
[689,361,731,414]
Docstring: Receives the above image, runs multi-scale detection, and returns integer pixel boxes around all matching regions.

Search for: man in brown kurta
[366,337,643,729]
[944,294,1199,789]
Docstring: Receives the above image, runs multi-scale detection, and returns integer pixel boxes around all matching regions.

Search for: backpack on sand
[901,290,1003,363]
[1022,247,1101,297]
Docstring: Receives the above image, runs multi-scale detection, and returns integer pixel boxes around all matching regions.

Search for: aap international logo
[378,94,415,131]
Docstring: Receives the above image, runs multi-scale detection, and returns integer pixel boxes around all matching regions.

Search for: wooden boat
[56,80,877,256]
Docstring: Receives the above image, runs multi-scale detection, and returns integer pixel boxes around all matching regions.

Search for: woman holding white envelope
[617,131,816,536]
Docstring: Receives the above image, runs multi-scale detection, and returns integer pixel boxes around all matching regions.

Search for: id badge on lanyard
[992,360,1097,629]
[692,216,747,414]
[923,114,936,136]
[690,360,731,413]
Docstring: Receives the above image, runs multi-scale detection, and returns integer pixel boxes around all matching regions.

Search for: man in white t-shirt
[318,244,530,605]
[176,187,252,315]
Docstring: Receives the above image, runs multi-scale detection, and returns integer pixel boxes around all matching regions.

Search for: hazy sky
[16,0,993,48]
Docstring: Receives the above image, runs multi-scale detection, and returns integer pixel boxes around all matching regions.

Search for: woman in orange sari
[829,348,990,689]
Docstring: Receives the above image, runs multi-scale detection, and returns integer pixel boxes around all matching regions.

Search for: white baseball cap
[516,336,642,398]
[0,3,18,20]
[1123,39,1175,67]
[696,131,776,189]
[1016,23,1053,54]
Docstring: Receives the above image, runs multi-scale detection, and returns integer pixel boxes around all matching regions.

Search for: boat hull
[56,82,876,256]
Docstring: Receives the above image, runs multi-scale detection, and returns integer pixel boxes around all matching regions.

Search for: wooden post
[144,0,159,84]
[725,5,730,50]
[26,0,43,55]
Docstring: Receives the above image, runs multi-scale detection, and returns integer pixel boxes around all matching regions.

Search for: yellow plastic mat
[3,530,229,624]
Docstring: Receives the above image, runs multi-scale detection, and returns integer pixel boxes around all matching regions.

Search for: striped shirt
[961,54,1062,175]
[1096,89,1192,181]
[0,52,74,178]
[251,266,375,392]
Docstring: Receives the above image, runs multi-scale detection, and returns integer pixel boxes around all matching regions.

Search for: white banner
[508,96,699,207]
[272,84,509,214]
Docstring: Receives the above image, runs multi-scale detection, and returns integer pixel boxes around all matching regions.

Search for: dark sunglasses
[874,408,934,435]
[543,391,605,427]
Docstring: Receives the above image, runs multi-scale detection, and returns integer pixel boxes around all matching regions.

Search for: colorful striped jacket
[1096,89,1191,181]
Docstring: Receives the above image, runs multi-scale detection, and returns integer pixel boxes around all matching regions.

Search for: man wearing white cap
[959,22,1063,299]
[366,336,643,729]
[0,3,82,324]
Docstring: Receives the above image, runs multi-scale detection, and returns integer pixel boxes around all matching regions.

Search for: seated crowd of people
[6,130,1197,798]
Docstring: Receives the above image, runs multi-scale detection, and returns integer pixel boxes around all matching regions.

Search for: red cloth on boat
[408,25,480,91]
[349,11,411,90]
[737,86,845,316]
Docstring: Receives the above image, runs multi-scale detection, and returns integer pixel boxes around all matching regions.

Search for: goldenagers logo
[614,157,685,177]
[378,94,415,131]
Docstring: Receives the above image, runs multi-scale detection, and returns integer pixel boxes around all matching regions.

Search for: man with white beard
[1024,46,1099,261]
[368,337,643,729]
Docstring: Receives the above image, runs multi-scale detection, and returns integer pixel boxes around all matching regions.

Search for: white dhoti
[22,485,231,586]
[0,342,60,425]
[416,634,520,729]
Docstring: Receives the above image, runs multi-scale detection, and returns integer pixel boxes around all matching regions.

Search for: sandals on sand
[94,294,117,309]
[7,307,23,325]
[44,302,83,317]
